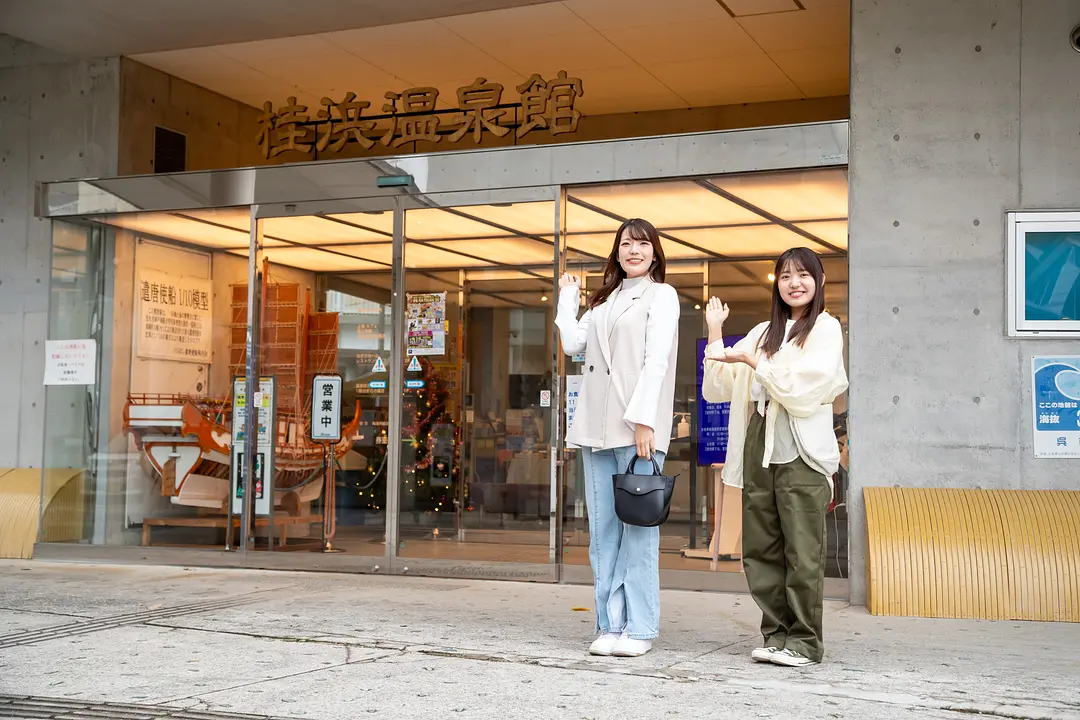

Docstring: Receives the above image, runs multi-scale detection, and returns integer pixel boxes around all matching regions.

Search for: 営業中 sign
[311,374,343,443]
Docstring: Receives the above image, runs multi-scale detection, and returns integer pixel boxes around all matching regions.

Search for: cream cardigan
[702,312,848,488]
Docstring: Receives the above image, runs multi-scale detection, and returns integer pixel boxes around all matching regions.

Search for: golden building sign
[256,71,584,159]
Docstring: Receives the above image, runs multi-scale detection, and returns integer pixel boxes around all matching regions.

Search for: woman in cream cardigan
[702,247,847,668]
[556,218,680,658]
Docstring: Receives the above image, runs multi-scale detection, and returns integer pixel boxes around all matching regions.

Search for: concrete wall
[118,58,267,175]
[848,0,1080,604]
[0,34,119,469]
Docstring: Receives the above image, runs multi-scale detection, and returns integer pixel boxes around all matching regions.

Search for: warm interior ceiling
[127,0,850,116]
[92,167,849,317]
[0,0,555,57]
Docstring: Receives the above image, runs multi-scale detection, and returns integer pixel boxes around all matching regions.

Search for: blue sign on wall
[1032,356,1080,459]
[696,335,745,466]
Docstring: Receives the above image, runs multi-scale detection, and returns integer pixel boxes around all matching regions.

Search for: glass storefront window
[40,221,107,545]
[560,168,850,579]
[40,161,850,585]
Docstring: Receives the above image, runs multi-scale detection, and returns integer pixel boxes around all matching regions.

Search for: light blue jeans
[582,445,665,640]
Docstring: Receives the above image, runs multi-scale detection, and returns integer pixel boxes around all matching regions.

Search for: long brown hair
[758,247,826,357]
[586,218,667,310]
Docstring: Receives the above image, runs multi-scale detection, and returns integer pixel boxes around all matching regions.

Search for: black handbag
[612,455,677,527]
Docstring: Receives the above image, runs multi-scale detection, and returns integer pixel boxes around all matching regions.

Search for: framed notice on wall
[136,268,212,363]
[1032,356,1080,459]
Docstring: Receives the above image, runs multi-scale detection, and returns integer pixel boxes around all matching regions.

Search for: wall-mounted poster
[136,268,212,363]
[1032,356,1080,459]
[406,292,446,356]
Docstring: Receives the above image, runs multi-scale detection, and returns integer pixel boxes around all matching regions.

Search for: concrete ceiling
[0,0,554,57]
[130,0,850,116]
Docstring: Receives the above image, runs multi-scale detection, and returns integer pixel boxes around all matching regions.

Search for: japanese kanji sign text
[137,269,212,364]
[257,71,584,159]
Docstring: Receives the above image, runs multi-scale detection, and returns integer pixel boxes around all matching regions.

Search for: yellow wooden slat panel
[955,489,975,619]
[0,469,83,559]
[907,487,930,617]
[863,487,1080,622]
[1064,492,1080,622]
[887,487,905,615]
[864,486,886,616]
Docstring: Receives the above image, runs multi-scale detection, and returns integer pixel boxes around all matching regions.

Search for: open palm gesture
[559,273,582,290]
[705,297,729,331]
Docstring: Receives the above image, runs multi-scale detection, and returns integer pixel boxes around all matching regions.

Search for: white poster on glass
[43,339,96,386]
[136,268,212,363]
[565,374,583,449]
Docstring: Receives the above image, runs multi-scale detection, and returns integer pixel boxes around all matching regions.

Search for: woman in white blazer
[702,247,848,668]
[556,218,680,658]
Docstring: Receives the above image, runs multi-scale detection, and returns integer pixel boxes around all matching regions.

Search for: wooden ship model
[124,268,360,528]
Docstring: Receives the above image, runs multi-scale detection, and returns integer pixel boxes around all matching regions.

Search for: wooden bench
[141,513,322,549]
[864,487,1080,622]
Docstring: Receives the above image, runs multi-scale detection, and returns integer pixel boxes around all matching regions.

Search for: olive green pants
[742,410,830,662]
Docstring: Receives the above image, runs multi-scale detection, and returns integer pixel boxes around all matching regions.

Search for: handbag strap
[625,454,661,476]
[629,282,662,476]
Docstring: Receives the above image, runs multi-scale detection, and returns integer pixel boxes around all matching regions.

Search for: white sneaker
[611,634,653,657]
[751,646,780,663]
[588,632,621,656]
[770,648,817,667]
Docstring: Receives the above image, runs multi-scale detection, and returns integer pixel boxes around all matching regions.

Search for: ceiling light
[694,304,701,310]
[541,295,548,302]
[768,273,776,282]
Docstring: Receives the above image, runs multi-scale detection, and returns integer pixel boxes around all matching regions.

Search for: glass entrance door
[393,188,562,578]
[250,198,399,560]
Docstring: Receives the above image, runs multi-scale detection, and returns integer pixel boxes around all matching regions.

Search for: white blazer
[555,278,681,454]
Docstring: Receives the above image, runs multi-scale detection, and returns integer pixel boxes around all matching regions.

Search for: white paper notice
[43,339,97,386]
[565,374,583,449]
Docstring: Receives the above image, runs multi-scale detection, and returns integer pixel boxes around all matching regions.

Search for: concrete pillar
[848,0,1080,605]
[0,34,120,469]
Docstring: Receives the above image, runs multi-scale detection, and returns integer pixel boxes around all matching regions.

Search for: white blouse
[702,313,848,488]
[750,320,799,466]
